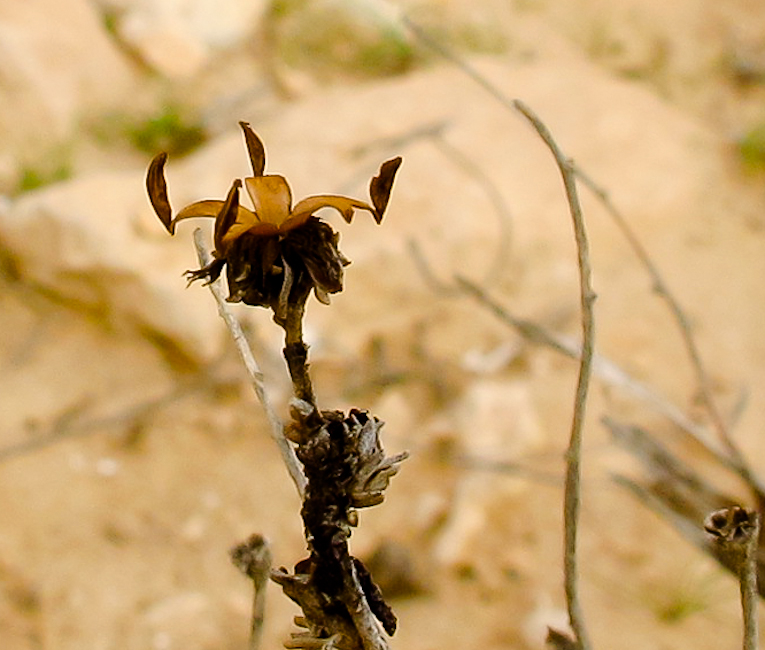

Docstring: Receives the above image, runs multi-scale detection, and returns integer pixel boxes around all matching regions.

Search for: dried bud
[704,506,758,543]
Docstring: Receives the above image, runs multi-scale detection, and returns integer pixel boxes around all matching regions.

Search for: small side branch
[514,101,596,650]
[193,229,307,497]
[231,534,273,650]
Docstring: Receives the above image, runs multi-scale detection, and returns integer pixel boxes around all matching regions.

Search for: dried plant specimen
[147,122,402,314]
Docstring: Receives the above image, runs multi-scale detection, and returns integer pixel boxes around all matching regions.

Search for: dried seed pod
[704,506,758,543]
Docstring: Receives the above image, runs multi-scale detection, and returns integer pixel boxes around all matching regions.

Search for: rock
[0,168,225,362]
[110,0,269,78]
[433,379,544,570]
[140,592,222,650]
[0,0,139,186]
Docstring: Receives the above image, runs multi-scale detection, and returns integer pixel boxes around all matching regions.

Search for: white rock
[115,0,269,78]
[0,169,225,361]
[434,379,544,569]
[0,0,138,169]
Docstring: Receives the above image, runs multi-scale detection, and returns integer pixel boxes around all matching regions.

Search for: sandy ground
[1,1,765,649]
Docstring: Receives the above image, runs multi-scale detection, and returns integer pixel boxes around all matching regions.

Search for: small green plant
[15,146,73,194]
[650,576,712,624]
[17,164,72,193]
[126,106,207,157]
[738,122,765,172]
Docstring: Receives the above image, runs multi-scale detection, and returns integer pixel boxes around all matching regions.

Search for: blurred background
[1,1,765,649]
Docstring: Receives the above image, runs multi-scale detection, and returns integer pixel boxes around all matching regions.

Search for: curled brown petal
[239,121,266,177]
[369,156,402,223]
[146,152,173,233]
[173,200,257,236]
[214,179,243,255]
[288,194,374,228]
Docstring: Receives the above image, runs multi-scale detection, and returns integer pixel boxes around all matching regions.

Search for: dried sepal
[368,157,402,223]
[240,121,266,177]
[184,257,225,286]
[351,449,409,508]
[146,152,173,233]
[286,398,319,444]
[347,413,408,509]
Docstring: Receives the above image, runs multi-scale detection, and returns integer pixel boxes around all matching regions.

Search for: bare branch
[573,170,765,503]
[401,15,516,114]
[606,417,765,597]
[514,100,596,650]
[192,228,306,497]
[403,10,761,488]
[704,507,760,650]
[453,274,723,445]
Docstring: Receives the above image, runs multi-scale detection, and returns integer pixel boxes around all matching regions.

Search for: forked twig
[573,170,765,503]
[514,100,596,650]
[453,274,718,443]
[193,229,306,497]
[403,12,760,496]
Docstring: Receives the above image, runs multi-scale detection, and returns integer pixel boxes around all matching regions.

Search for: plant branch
[741,514,760,650]
[453,274,721,445]
[514,100,595,650]
[401,15,516,114]
[704,507,760,650]
[231,534,273,650]
[403,10,760,495]
[193,228,306,497]
[573,170,765,504]
[606,417,765,597]
[279,280,317,410]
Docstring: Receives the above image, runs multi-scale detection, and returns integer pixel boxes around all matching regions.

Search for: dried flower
[146,122,402,313]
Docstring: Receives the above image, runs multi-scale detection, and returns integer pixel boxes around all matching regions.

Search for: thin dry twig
[606,417,765,597]
[0,379,206,463]
[514,100,596,650]
[453,274,717,443]
[193,228,306,497]
[403,9,755,470]
[704,507,760,650]
[741,514,761,650]
[401,15,516,114]
[574,169,765,503]
[231,534,273,650]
